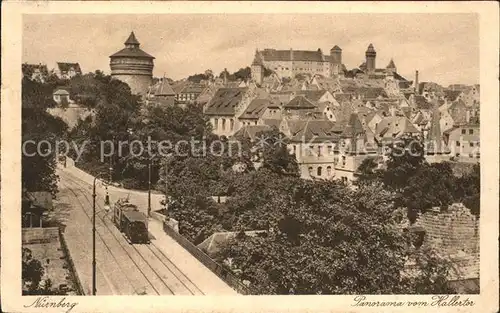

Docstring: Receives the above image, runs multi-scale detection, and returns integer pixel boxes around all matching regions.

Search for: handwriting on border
[352,295,475,307]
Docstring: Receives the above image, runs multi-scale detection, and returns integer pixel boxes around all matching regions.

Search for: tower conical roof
[252,50,264,66]
[331,45,342,51]
[366,43,376,53]
[386,58,396,69]
[125,32,140,46]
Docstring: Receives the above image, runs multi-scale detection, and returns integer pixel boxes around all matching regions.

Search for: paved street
[55,166,238,295]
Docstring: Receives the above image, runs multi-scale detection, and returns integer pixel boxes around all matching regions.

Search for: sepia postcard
[1,1,499,312]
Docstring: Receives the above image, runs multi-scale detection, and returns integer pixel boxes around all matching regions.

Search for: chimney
[290,48,293,61]
[224,68,228,86]
[415,70,419,94]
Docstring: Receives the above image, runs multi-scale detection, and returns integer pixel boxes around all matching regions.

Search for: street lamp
[92,175,111,296]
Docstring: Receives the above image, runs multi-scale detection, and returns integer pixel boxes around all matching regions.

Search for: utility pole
[92,176,97,296]
[147,158,151,217]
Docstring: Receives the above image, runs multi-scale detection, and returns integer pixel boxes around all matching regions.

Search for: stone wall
[22,227,60,244]
[414,203,479,282]
[415,203,479,254]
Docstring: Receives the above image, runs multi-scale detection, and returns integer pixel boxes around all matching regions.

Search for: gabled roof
[252,50,264,66]
[375,116,420,139]
[284,96,317,109]
[262,118,281,129]
[444,90,463,102]
[342,113,365,138]
[233,125,271,141]
[151,79,175,96]
[204,88,248,116]
[296,90,329,102]
[414,96,433,110]
[353,87,388,99]
[239,98,270,120]
[286,119,339,143]
[57,62,82,74]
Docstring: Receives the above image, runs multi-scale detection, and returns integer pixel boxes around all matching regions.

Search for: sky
[23,14,479,86]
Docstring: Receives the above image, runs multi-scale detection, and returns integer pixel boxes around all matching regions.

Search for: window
[308,145,314,156]
[341,156,346,167]
[317,167,322,176]
[327,145,332,155]
[461,129,466,134]
[341,177,348,183]
[469,129,474,135]
[254,121,258,125]
[230,119,234,131]
[469,142,474,147]
[308,167,313,175]
[214,118,219,129]
[456,141,460,147]
[292,145,296,154]
[326,166,332,176]
[318,146,322,156]
[222,118,226,130]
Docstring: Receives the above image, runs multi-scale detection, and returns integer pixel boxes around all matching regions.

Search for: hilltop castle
[251,44,401,85]
[109,32,155,95]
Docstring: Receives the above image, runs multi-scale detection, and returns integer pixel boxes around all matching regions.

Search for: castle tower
[330,45,342,77]
[251,49,264,85]
[109,32,155,96]
[365,44,376,73]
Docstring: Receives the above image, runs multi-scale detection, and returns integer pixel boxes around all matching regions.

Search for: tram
[113,197,149,244]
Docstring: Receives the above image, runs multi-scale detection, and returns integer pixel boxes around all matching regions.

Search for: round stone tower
[109,32,155,96]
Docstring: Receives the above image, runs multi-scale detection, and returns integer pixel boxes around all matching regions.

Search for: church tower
[386,58,397,74]
[365,44,376,73]
[251,49,264,85]
[110,32,155,96]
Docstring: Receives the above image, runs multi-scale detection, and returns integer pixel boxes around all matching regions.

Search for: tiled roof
[444,90,462,102]
[287,119,339,143]
[284,96,317,109]
[239,99,270,120]
[260,49,326,62]
[375,116,420,139]
[151,79,175,96]
[171,81,189,94]
[354,87,388,99]
[414,96,433,110]
[252,51,264,66]
[204,88,248,116]
[110,47,155,59]
[342,113,365,138]
[296,90,328,102]
[57,62,82,74]
[22,63,49,76]
[262,118,281,129]
[333,93,352,103]
[125,32,140,46]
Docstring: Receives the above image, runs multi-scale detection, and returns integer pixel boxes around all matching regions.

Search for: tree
[255,128,299,176]
[383,135,426,192]
[215,180,453,294]
[22,77,68,197]
[402,162,456,221]
[354,157,382,185]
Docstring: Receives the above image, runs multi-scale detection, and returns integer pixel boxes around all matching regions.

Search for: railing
[162,222,253,295]
[58,227,85,295]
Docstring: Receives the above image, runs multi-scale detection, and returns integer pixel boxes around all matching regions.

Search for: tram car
[113,198,149,244]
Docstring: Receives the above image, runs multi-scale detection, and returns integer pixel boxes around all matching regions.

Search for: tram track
[60,170,204,295]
